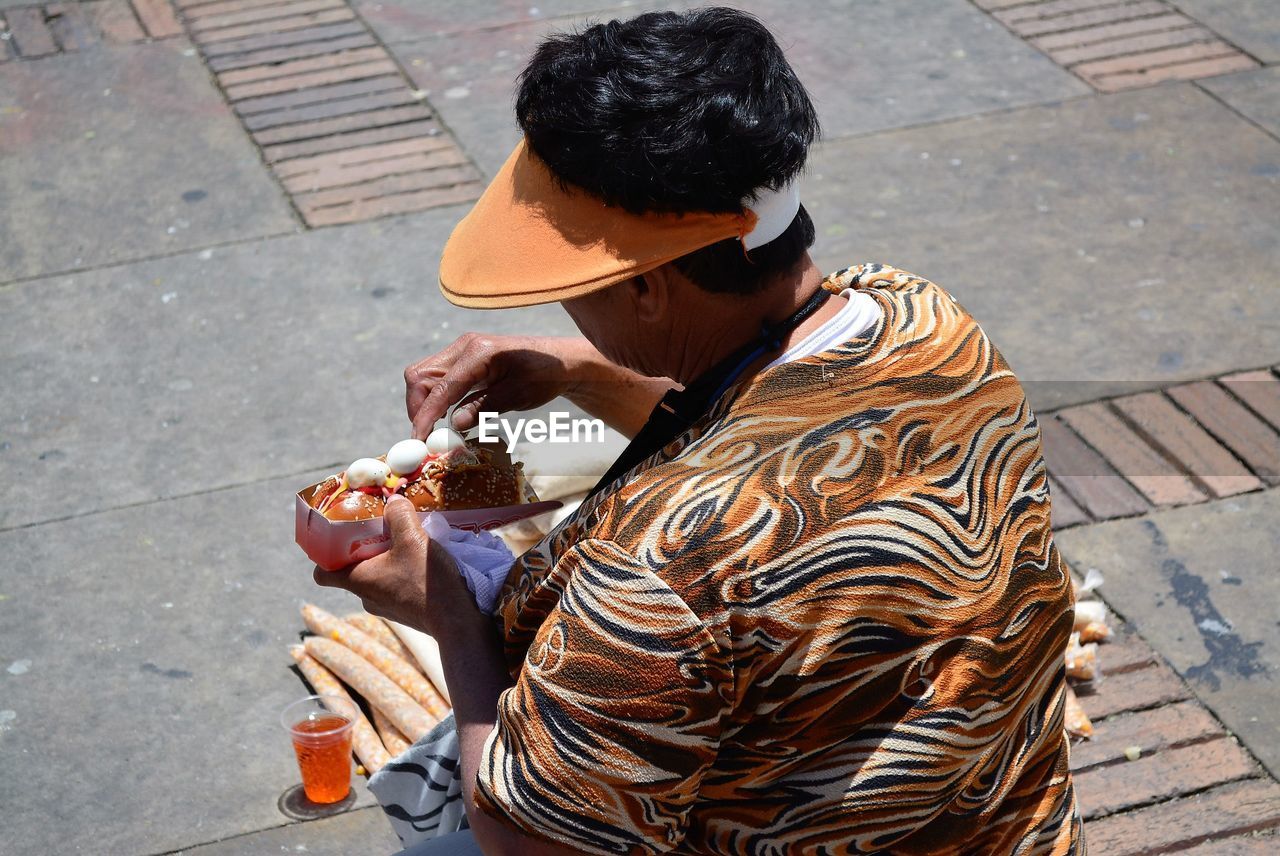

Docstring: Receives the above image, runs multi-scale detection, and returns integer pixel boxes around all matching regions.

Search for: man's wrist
[430,578,497,653]
[432,603,495,657]
[419,542,491,640]
[558,338,608,403]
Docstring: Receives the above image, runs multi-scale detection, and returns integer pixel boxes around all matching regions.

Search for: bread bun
[403,479,443,512]
[323,491,384,521]
[432,448,523,509]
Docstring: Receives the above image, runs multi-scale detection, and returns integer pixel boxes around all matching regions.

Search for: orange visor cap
[438,140,758,309]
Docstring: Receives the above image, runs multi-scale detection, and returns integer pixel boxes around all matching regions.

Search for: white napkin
[421,513,516,616]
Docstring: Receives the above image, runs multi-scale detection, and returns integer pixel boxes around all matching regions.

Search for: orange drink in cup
[281,695,358,803]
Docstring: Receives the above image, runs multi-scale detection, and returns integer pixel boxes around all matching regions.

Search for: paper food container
[296,486,562,570]
[296,439,561,570]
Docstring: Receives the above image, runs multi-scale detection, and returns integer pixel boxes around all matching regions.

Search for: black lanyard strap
[587,286,830,500]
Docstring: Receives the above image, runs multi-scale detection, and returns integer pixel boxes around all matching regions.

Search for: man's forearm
[436,614,509,811]
[562,339,676,439]
[436,614,576,855]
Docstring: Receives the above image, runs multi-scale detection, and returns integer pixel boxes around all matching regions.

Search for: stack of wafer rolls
[345,613,416,663]
[289,604,452,775]
[1060,568,1117,742]
[371,706,412,757]
[1064,632,1099,682]
[1063,685,1093,740]
[303,605,451,721]
[385,621,450,705]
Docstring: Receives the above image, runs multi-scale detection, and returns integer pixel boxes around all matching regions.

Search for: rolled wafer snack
[1074,599,1108,631]
[345,613,418,669]
[304,636,436,741]
[1071,568,1105,599]
[302,604,450,721]
[1065,632,1099,682]
[1063,684,1093,739]
[371,705,411,757]
[288,645,392,774]
[387,621,450,705]
[1078,621,1112,643]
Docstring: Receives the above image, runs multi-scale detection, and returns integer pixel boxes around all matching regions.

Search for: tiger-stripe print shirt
[476,265,1084,855]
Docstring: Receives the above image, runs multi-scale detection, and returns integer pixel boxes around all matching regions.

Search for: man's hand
[404,335,587,440]
[405,333,677,441]
[312,496,481,639]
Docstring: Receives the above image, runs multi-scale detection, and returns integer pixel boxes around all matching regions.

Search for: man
[316,8,1083,854]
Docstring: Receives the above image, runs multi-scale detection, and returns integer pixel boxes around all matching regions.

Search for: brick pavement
[12,0,1258,231]
[971,0,1260,91]
[0,0,491,227]
[0,0,181,59]
[1044,367,1280,850]
[174,0,483,226]
[1,0,1277,852]
[1069,626,1280,852]
[1044,366,1280,529]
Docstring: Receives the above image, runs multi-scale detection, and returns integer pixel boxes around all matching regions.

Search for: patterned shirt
[475,264,1084,855]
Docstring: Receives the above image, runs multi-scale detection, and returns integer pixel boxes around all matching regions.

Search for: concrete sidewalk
[1,0,1278,852]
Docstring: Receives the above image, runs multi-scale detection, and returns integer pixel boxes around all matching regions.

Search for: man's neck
[666,257,838,385]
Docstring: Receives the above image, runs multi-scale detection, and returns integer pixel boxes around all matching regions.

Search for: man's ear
[626,264,674,323]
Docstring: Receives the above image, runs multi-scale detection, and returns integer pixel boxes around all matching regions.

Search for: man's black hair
[515,7,820,295]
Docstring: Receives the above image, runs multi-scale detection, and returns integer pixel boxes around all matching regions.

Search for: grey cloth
[396,829,482,855]
[368,714,468,847]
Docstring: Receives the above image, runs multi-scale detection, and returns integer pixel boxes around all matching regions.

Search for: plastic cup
[281,694,358,804]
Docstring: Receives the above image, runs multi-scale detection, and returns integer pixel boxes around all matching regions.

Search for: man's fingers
[410,380,456,440]
[410,352,495,439]
[313,565,354,588]
[450,392,486,431]
[383,496,424,548]
[404,336,476,418]
[316,551,392,600]
[405,367,443,423]
[451,385,525,431]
